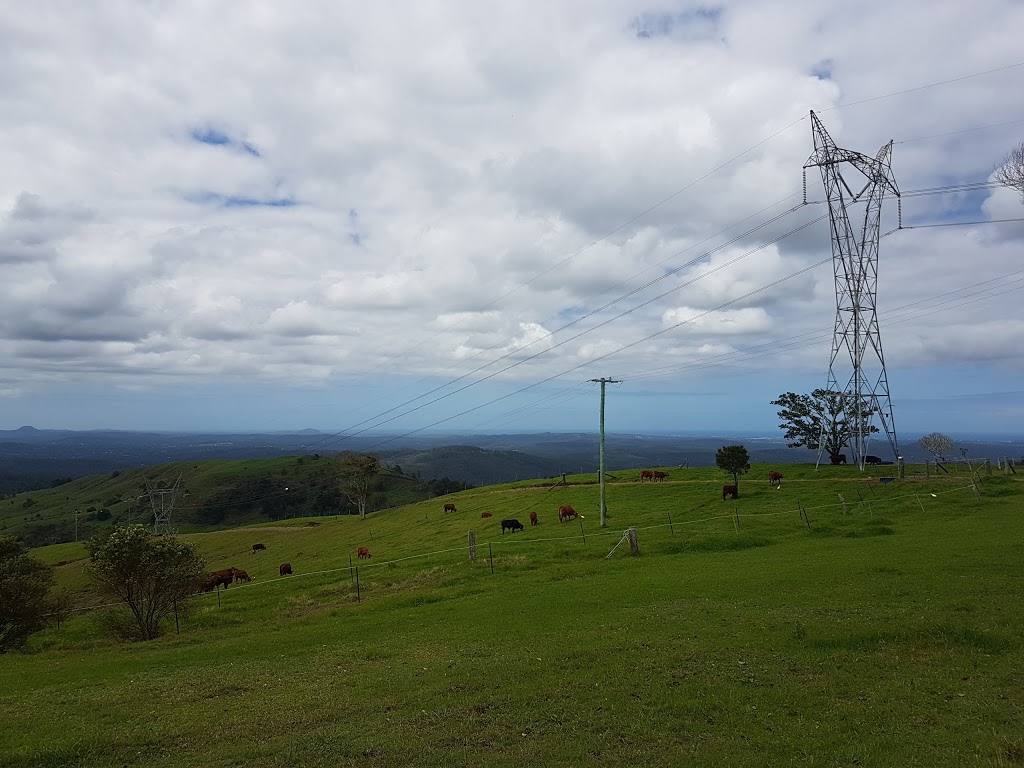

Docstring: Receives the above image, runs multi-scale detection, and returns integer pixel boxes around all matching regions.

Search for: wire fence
[44,480,984,630]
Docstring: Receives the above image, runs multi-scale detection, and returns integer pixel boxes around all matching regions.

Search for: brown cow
[768,470,783,488]
[722,485,738,501]
[480,511,493,518]
[529,511,538,526]
[443,503,457,513]
[557,504,578,522]
[206,568,235,589]
[639,470,654,482]
[653,471,669,482]
[357,546,372,560]
[233,569,252,583]
[251,543,266,554]
[279,563,293,576]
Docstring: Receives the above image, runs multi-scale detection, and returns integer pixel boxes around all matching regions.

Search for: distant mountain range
[1,426,1022,494]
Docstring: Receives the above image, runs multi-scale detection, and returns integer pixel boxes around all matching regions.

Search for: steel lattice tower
[803,111,900,466]
[145,475,182,535]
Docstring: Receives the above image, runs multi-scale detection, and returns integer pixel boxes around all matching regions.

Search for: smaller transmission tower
[804,111,900,466]
[144,475,182,535]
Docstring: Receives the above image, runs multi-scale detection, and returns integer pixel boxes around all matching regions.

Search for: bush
[87,525,206,641]
[0,536,55,651]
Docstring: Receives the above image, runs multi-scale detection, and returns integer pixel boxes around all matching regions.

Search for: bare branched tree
[995,142,1024,203]
[336,452,381,519]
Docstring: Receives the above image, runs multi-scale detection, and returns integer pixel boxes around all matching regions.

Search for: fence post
[667,511,674,536]
[926,461,931,478]
[627,527,639,556]
[468,530,476,562]
[897,456,905,479]
[580,520,586,544]
[733,506,740,531]
[838,493,847,514]
[985,459,992,476]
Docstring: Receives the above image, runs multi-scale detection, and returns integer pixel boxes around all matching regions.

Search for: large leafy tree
[715,445,751,490]
[336,452,381,519]
[87,525,206,641]
[0,536,54,652]
[771,389,878,458]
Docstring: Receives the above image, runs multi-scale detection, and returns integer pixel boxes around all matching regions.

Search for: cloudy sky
[1,1,1022,447]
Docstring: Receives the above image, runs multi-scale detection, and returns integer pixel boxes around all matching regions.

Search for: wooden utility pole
[590,377,620,528]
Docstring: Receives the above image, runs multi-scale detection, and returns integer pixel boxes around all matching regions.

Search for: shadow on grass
[663,535,772,554]
[810,623,1013,655]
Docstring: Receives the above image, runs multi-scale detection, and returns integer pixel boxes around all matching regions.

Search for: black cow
[865,455,883,465]
[501,519,524,534]
[829,453,847,465]
[722,485,738,501]
[251,543,266,554]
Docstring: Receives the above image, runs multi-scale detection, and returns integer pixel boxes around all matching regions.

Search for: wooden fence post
[667,511,674,536]
[468,530,476,562]
[627,527,639,556]
[985,459,992,476]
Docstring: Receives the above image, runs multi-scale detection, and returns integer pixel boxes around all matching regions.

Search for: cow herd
[202,463,858,594]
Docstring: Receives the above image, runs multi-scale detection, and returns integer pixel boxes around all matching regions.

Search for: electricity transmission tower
[803,111,900,466]
[144,475,183,535]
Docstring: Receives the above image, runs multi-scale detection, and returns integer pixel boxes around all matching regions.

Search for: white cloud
[0,0,1022,433]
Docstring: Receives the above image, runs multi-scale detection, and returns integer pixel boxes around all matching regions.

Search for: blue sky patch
[183,190,295,208]
[190,126,261,157]
[811,60,834,80]
[632,7,722,40]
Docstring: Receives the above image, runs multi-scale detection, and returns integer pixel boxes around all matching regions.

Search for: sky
[1,0,1023,447]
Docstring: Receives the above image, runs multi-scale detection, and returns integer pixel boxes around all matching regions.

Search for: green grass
[2,466,1022,766]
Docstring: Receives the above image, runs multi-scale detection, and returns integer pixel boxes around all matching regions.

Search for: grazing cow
[279,563,293,576]
[480,511,493,518]
[501,519,524,534]
[557,504,579,522]
[207,568,235,589]
[768,470,784,488]
[529,511,538,526]
[639,470,655,482]
[251,543,266,554]
[357,546,372,560]
[865,455,883,465]
[829,453,847,465]
[653,471,669,482]
[199,575,219,593]
[443,503,457,513]
[233,569,252,583]
[722,485,738,501]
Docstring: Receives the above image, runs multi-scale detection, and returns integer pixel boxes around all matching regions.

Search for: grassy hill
[1,463,1022,766]
[0,455,472,547]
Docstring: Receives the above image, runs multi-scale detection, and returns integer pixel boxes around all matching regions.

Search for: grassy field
[2,464,1023,767]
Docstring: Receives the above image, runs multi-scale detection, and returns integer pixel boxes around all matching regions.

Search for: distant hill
[1,427,1021,497]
